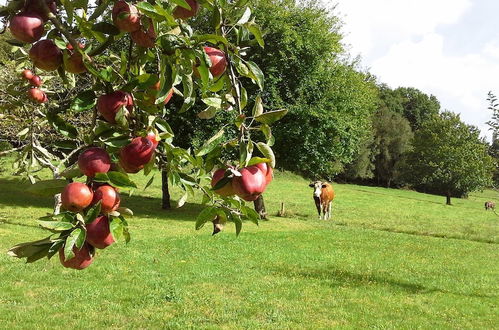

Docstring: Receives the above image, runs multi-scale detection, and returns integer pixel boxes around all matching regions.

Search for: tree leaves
[254,109,288,125]
[94,172,137,189]
[71,90,97,112]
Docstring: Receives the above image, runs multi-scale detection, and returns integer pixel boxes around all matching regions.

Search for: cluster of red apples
[58,131,157,269]
[21,68,47,103]
[211,163,273,201]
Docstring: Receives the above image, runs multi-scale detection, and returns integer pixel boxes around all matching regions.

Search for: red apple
[27,88,47,103]
[86,216,116,249]
[9,13,44,43]
[173,0,199,19]
[204,47,227,77]
[254,162,273,186]
[112,0,141,32]
[61,182,93,212]
[119,136,156,173]
[29,75,42,87]
[29,39,63,71]
[131,20,156,48]
[59,242,94,270]
[24,0,57,22]
[78,147,111,177]
[146,81,174,105]
[146,131,160,148]
[211,169,235,197]
[232,165,266,201]
[97,91,133,123]
[21,69,34,80]
[91,185,120,214]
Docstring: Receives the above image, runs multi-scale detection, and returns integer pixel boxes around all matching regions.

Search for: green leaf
[192,34,229,46]
[242,205,260,225]
[236,7,251,25]
[85,200,101,224]
[71,90,97,112]
[197,107,218,120]
[144,175,155,191]
[254,109,288,125]
[177,193,188,208]
[38,221,75,232]
[245,61,264,90]
[196,128,224,156]
[109,216,124,241]
[63,234,76,261]
[92,22,120,35]
[247,157,270,166]
[202,97,222,108]
[70,228,86,250]
[47,239,65,259]
[26,245,51,263]
[256,142,276,168]
[232,215,243,236]
[195,207,217,230]
[46,112,78,138]
[246,21,264,48]
[7,236,55,259]
[116,207,134,217]
[252,95,263,117]
[26,179,68,197]
[95,172,138,189]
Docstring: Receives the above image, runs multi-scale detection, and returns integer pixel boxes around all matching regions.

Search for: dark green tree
[404,112,493,205]
[371,108,413,187]
[485,91,499,186]
[392,87,440,130]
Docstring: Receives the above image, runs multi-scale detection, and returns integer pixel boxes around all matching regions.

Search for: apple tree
[1,0,286,269]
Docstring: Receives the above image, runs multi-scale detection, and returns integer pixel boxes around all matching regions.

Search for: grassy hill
[0,167,498,328]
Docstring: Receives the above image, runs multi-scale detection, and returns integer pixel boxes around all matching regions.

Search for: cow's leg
[328,201,332,220]
[314,197,321,219]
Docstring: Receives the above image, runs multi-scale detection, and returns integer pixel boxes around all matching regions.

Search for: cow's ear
[309,183,314,187]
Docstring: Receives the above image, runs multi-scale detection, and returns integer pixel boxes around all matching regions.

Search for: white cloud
[371,33,498,137]
[337,0,473,59]
[333,0,499,139]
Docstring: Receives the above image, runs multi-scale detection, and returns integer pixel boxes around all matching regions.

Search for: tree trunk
[446,193,452,205]
[254,195,268,220]
[161,170,171,209]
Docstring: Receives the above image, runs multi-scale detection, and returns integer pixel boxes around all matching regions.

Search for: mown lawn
[0,166,498,328]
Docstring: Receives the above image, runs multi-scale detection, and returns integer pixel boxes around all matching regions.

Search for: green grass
[0,166,498,328]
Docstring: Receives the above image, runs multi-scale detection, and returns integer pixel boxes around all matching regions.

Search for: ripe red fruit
[91,185,121,214]
[9,13,44,43]
[64,43,87,74]
[112,0,141,32]
[21,69,34,80]
[146,131,160,148]
[27,88,47,103]
[59,243,94,270]
[254,162,273,186]
[146,81,173,106]
[24,0,57,22]
[29,39,63,71]
[86,216,116,249]
[203,47,227,77]
[119,136,156,173]
[61,182,93,212]
[232,166,267,201]
[131,20,156,48]
[173,0,199,19]
[211,169,235,197]
[29,75,42,87]
[97,91,133,123]
[78,147,111,177]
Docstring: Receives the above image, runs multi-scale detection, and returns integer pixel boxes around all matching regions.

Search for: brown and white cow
[309,181,335,220]
[485,201,495,211]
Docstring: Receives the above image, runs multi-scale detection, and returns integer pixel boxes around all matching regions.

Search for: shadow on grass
[123,194,204,222]
[275,265,496,299]
[0,178,203,223]
[0,178,52,209]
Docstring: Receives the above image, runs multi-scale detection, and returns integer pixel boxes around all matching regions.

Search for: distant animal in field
[484,201,495,211]
[309,181,335,220]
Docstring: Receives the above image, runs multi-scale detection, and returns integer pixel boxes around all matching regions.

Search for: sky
[327,0,499,140]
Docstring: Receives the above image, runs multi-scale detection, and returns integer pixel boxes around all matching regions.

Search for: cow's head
[309,181,326,198]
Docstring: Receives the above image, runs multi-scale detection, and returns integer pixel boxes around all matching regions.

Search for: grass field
[0,164,498,328]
